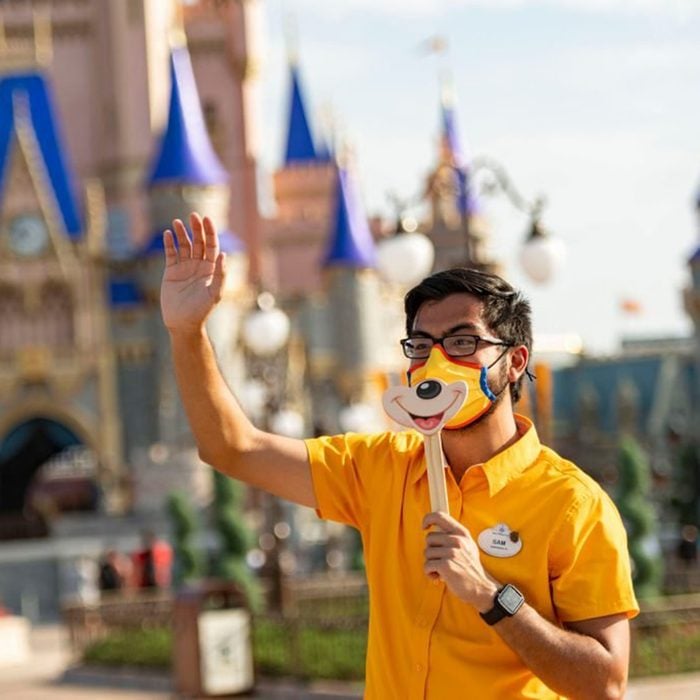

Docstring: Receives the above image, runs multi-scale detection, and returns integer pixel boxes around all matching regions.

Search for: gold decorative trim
[0,12,54,70]
[83,179,107,259]
[12,93,76,276]
[115,340,153,363]
[17,345,50,382]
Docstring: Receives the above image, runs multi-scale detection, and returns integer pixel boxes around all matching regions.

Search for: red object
[132,539,173,589]
[620,298,643,314]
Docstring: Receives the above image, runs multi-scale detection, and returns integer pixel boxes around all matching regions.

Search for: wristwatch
[479,584,525,625]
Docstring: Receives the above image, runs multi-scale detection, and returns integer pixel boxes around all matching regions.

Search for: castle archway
[0,417,99,540]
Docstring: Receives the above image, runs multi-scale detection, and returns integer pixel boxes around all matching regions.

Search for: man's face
[410,293,507,367]
[410,293,512,420]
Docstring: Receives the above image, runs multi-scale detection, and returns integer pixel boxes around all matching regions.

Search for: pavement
[1,624,699,699]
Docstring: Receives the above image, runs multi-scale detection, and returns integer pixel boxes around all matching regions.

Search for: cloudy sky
[254,0,700,355]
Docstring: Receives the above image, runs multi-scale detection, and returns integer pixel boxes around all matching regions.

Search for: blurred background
[0,0,698,695]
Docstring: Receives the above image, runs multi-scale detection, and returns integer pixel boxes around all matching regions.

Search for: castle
[1,2,698,618]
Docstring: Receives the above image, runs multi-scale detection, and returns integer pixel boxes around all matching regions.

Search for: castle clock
[8,214,49,257]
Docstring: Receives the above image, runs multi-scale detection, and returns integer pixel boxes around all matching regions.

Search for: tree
[616,436,663,599]
[671,442,700,529]
[166,491,203,587]
[211,471,261,610]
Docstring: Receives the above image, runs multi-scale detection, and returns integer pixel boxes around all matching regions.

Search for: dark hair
[404,268,532,403]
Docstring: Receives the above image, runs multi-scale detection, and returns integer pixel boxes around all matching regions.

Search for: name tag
[478,523,522,558]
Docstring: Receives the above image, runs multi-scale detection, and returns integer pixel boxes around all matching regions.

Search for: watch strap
[479,584,524,626]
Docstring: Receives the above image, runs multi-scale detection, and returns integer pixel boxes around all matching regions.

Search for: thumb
[209,253,227,302]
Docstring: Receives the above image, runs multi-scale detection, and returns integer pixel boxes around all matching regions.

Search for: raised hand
[160,213,227,333]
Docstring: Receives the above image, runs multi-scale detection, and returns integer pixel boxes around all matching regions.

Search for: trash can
[173,579,254,697]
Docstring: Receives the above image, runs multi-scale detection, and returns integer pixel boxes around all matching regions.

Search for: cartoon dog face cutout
[382,378,468,436]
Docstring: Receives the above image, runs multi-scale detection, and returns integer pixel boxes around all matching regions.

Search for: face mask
[407,345,499,430]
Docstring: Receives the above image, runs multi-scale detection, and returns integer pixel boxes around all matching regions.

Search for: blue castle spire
[284,64,320,165]
[323,168,376,269]
[440,88,480,216]
[143,44,243,256]
[147,45,229,186]
[0,72,82,237]
[441,100,464,168]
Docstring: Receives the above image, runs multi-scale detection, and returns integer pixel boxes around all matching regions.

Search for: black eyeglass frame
[399,333,513,360]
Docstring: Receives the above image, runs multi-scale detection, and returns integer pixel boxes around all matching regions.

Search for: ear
[508,345,529,383]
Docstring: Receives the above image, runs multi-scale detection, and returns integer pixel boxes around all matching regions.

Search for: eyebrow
[410,322,482,337]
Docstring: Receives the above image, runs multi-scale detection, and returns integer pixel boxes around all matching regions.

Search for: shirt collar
[410,414,542,496]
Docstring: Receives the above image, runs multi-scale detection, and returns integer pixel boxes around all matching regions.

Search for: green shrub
[630,623,700,677]
[166,491,203,586]
[211,472,261,610]
[616,436,663,598]
[253,618,366,681]
[81,616,700,681]
[83,628,171,668]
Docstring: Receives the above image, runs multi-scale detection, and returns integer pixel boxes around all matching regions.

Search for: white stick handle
[425,432,449,515]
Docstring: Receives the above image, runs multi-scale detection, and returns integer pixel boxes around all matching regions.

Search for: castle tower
[264,61,337,296]
[133,28,248,513]
[0,17,125,535]
[320,166,382,408]
[425,81,494,272]
[181,0,265,284]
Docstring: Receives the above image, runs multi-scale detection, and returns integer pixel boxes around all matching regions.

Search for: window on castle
[0,285,22,357]
[40,282,74,348]
[203,100,225,159]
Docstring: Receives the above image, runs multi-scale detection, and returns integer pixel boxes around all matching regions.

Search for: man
[161,213,638,699]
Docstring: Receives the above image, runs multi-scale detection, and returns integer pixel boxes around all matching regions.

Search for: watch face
[8,214,49,257]
[498,584,524,614]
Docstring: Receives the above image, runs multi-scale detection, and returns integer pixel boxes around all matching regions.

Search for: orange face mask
[407,345,498,430]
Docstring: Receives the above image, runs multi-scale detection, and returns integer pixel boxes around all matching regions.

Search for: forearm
[168,327,315,506]
[170,327,253,457]
[492,605,626,699]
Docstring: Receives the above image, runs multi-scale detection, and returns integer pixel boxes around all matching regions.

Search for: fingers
[172,218,193,258]
[425,532,462,547]
[425,545,458,560]
[424,560,449,578]
[423,511,466,534]
[202,215,219,263]
[163,229,178,266]
[424,532,464,564]
[190,212,205,260]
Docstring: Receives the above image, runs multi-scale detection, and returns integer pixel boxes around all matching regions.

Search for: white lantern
[238,379,267,420]
[269,409,305,438]
[376,230,435,287]
[242,292,290,356]
[518,223,565,285]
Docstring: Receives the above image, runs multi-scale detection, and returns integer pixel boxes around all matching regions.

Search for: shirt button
[415,663,423,672]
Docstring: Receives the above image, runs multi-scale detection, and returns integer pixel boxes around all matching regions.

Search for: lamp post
[240,291,303,610]
[462,157,564,284]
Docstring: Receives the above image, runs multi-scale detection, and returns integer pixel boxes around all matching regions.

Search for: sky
[254,0,700,356]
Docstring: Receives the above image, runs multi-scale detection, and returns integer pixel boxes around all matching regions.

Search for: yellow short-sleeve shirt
[305,415,638,700]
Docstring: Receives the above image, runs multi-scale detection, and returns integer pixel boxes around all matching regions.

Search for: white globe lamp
[270,409,305,438]
[376,217,435,287]
[519,220,565,285]
[242,292,290,356]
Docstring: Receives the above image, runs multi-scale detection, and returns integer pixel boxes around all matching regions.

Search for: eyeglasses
[400,333,512,359]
